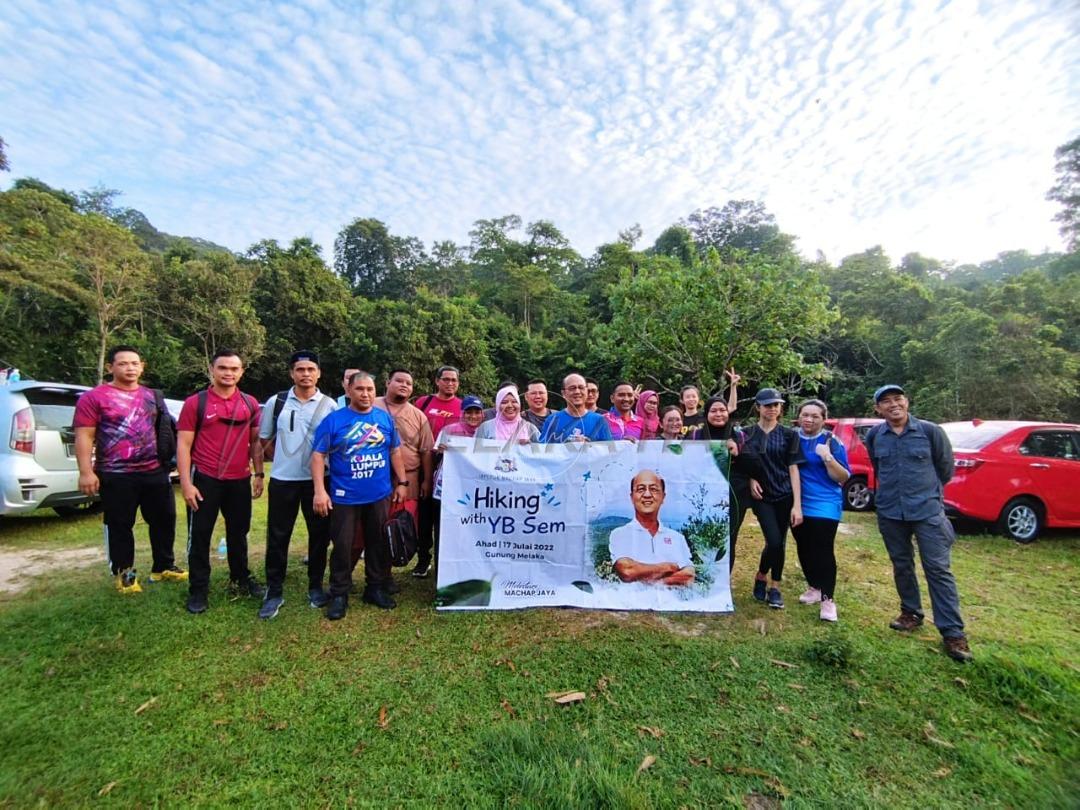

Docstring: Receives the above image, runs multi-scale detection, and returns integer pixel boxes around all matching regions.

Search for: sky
[1,0,1078,266]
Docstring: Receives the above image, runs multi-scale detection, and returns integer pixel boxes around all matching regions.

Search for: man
[256,350,337,620]
[312,371,408,617]
[414,365,462,578]
[866,384,972,663]
[74,345,184,594]
[522,379,552,430]
[539,373,613,443]
[584,378,600,413]
[374,369,434,534]
[609,470,695,586]
[177,349,264,614]
[603,381,643,440]
[336,367,360,408]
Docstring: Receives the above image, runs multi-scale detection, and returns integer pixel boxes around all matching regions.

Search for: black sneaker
[327,594,348,620]
[766,588,784,609]
[308,587,331,608]
[412,559,432,579]
[230,577,264,598]
[258,594,284,620]
[362,587,397,610]
[753,578,767,602]
[186,592,208,614]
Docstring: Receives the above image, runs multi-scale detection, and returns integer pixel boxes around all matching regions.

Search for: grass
[0,496,1077,808]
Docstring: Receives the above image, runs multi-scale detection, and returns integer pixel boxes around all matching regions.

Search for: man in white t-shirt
[609,470,696,586]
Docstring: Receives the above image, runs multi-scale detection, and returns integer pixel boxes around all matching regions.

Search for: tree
[11,177,77,209]
[0,136,8,173]
[333,218,424,299]
[1047,136,1080,252]
[651,226,696,267]
[682,200,796,258]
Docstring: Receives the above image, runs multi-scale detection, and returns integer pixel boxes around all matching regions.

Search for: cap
[754,388,785,406]
[873,384,905,403]
[288,349,320,367]
[461,395,484,411]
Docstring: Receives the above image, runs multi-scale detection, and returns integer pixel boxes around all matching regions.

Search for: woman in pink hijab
[635,389,660,439]
[477,385,540,443]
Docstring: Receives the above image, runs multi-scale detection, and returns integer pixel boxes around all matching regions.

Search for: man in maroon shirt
[176,348,265,614]
[414,365,461,578]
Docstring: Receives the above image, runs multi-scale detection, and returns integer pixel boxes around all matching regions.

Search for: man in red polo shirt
[177,348,265,614]
[413,365,460,578]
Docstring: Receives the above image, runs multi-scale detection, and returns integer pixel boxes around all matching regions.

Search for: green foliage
[1047,135,1080,252]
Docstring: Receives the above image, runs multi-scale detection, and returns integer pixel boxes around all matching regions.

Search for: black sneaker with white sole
[259,595,284,620]
[412,560,432,579]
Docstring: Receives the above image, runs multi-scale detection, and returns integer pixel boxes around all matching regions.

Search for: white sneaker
[798,587,822,604]
[820,598,838,622]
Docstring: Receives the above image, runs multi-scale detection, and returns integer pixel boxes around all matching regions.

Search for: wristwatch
[253,472,265,478]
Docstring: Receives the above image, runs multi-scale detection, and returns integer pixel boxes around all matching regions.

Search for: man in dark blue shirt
[539,373,613,443]
[866,384,972,663]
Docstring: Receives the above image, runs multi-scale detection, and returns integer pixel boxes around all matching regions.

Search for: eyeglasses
[564,385,586,392]
[633,485,663,495]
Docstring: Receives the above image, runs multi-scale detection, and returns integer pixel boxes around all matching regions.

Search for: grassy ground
[0,495,1077,808]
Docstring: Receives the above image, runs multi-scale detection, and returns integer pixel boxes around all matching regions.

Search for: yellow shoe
[149,566,188,583]
[115,569,143,594]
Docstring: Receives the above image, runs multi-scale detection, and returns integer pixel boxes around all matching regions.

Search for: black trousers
[264,478,331,597]
[724,488,752,572]
[792,516,839,598]
[187,470,252,595]
[331,497,391,594]
[417,494,435,564]
[100,470,176,575]
[753,494,794,582]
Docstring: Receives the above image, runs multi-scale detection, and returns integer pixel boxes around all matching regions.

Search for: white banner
[436,440,733,612]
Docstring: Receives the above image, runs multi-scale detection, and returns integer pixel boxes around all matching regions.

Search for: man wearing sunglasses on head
[177,348,265,614]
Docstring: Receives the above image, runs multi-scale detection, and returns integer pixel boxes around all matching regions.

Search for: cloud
[1,0,1077,265]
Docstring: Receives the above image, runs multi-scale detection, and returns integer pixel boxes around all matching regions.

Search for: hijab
[635,390,660,438]
[696,395,734,440]
[494,385,524,441]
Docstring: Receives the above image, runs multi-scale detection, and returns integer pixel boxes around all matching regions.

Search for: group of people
[72,345,972,662]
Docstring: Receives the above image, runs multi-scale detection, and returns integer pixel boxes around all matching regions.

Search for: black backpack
[152,389,177,469]
[385,509,418,567]
[260,390,291,461]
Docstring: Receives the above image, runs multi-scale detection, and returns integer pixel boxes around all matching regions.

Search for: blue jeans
[878,513,965,638]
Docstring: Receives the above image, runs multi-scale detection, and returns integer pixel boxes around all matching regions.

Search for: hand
[252,476,264,499]
[632,384,643,399]
[391,483,406,505]
[749,479,764,500]
[78,471,100,497]
[419,481,430,499]
[662,568,696,586]
[726,439,739,457]
[182,482,203,511]
[790,506,803,527]
[814,444,832,462]
[725,368,741,386]
[313,491,332,517]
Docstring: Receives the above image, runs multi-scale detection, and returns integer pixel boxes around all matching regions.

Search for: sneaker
[766,587,784,609]
[819,598,838,622]
[752,578,767,602]
[889,611,924,631]
[149,566,188,583]
[259,594,284,620]
[798,587,822,604]
[362,587,397,610]
[943,636,973,663]
[308,587,331,608]
[186,592,208,614]
[115,569,142,594]
[229,577,264,598]
[326,594,348,621]
[412,559,432,579]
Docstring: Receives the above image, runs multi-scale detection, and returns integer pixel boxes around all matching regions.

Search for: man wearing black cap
[257,350,337,619]
[865,384,972,663]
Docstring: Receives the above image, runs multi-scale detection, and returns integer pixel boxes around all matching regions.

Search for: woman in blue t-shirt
[791,399,850,622]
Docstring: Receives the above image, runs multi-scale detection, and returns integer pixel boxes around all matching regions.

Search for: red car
[823,418,883,511]
[941,420,1080,543]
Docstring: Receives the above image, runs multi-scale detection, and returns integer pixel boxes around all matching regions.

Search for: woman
[744,388,804,609]
[691,396,757,571]
[791,399,849,622]
[658,405,684,440]
[635,390,660,439]
[432,395,486,551]
[476,385,540,443]
[679,385,704,435]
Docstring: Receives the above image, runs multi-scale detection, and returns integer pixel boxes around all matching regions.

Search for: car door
[1018,430,1080,523]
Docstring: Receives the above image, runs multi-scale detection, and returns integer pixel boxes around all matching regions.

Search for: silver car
[0,381,95,516]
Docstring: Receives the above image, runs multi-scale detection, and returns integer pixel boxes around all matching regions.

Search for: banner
[436,439,733,612]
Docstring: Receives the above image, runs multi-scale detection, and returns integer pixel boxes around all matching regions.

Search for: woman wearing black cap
[743,388,805,608]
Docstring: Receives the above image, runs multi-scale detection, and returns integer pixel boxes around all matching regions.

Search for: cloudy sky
[2,0,1078,265]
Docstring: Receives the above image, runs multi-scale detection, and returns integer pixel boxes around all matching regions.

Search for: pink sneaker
[798,587,822,604]
[819,598,838,622]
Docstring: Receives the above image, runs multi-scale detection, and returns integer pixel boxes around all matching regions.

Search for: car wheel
[997,497,1042,544]
[842,476,873,511]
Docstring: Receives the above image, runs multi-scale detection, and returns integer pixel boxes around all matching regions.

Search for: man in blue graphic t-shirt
[539,373,613,443]
[312,371,407,619]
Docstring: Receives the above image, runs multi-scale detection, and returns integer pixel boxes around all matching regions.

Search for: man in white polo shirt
[257,350,337,619]
[609,470,696,586]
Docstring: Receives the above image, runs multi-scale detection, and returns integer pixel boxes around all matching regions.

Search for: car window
[941,423,1016,449]
[1020,431,1078,460]
[21,388,83,433]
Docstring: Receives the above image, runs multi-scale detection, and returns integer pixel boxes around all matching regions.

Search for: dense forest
[1,136,1078,423]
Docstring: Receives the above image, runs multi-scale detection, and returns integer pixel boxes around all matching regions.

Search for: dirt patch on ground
[0,546,102,594]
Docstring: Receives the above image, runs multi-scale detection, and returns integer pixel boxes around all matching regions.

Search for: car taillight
[954,457,982,473]
[10,407,34,454]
